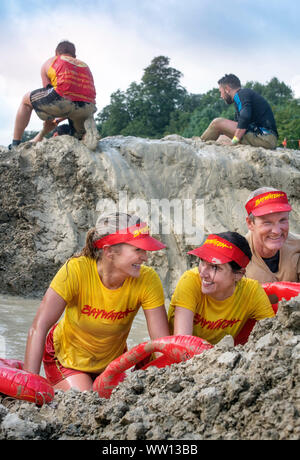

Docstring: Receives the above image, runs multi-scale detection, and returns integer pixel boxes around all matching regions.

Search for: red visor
[93,222,166,251]
[188,234,250,268]
[245,191,292,217]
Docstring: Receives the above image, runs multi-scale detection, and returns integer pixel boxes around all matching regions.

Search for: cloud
[0,7,160,144]
[0,0,300,146]
[290,75,300,98]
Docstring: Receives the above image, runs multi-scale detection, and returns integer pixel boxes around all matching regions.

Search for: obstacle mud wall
[1,135,299,299]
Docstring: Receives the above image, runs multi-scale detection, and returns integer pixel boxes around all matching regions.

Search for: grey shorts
[30,86,97,138]
[241,131,278,150]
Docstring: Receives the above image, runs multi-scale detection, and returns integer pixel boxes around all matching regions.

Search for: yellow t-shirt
[50,256,164,373]
[168,267,275,345]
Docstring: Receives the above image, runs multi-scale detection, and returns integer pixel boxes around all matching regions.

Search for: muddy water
[0,294,150,367]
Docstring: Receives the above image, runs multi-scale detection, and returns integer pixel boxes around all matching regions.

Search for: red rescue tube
[234,281,300,346]
[93,335,212,399]
[141,335,212,370]
[0,358,54,406]
[262,281,300,313]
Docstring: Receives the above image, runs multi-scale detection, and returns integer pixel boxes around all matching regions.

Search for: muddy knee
[210,117,226,129]
[201,117,225,141]
[22,92,33,107]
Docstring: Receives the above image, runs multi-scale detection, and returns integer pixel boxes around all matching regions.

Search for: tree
[183,78,296,142]
[95,89,130,137]
[96,56,190,138]
[121,82,154,137]
[273,99,300,147]
[182,88,231,137]
[246,77,293,106]
[95,57,300,147]
[141,56,187,136]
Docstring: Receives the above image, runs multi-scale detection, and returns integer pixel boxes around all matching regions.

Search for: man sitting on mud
[201,74,278,150]
[245,187,300,282]
[9,40,99,150]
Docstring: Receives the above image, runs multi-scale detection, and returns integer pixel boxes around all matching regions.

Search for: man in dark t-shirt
[201,74,278,150]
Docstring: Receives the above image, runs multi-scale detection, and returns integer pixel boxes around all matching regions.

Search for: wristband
[231,136,239,145]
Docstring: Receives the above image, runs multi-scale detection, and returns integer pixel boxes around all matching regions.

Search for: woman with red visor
[168,231,275,345]
[24,212,169,391]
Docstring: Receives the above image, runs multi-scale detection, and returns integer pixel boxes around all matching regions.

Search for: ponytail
[72,228,103,261]
[70,211,141,263]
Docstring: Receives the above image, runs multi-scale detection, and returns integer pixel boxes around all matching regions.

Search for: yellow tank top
[47,55,96,103]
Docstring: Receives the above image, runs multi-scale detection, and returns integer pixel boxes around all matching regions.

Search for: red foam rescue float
[262,281,300,313]
[234,281,300,346]
[0,358,54,406]
[93,335,213,399]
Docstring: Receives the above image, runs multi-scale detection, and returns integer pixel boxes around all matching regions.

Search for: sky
[0,0,300,146]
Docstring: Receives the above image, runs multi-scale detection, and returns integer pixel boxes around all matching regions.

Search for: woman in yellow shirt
[168,232,275,345]
[24,212,169,391]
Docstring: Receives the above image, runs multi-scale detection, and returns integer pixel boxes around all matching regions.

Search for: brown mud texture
[0,295,299,440]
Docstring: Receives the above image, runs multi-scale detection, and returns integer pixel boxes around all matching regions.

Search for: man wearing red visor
[168,232,274,345]
[24,212,169,391]
[245,187,300,283]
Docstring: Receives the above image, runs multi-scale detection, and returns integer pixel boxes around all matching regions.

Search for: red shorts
[43,325,98,385]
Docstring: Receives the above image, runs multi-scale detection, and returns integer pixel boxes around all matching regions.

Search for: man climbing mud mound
[9,40,99,151]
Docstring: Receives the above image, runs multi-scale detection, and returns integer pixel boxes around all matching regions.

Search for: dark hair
[217,231,252,272]
[218,74,241,89]
[55,40,76,58]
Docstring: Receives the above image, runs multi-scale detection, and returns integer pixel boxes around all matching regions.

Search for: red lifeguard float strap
[234,281,300,346]
[93,335,212,399]
[0,358,54,406]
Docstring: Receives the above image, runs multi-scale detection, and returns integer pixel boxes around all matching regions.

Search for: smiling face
[246,211,290,258]
[111,243,148,278]
[198,259,242,301]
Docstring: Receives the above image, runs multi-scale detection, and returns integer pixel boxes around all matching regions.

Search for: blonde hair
[245,186,279,203]
[74,212,141,261]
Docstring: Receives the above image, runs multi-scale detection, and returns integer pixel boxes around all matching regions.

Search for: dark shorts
[43,325,98,386]
[30,86,97,138]
[30,85,63,111]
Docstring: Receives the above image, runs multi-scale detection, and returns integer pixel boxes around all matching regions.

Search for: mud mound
[1,295,299,440]
[0,136,299,298]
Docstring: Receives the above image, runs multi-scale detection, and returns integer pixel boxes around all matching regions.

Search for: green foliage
[95,57,300,148]
[273,99,300,148]
[245,77,293,106]
[96,89,130,137]
[96,56,189,139]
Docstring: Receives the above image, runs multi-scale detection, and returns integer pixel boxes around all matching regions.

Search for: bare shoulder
[41,56,55,72]
[40,56,56,86]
